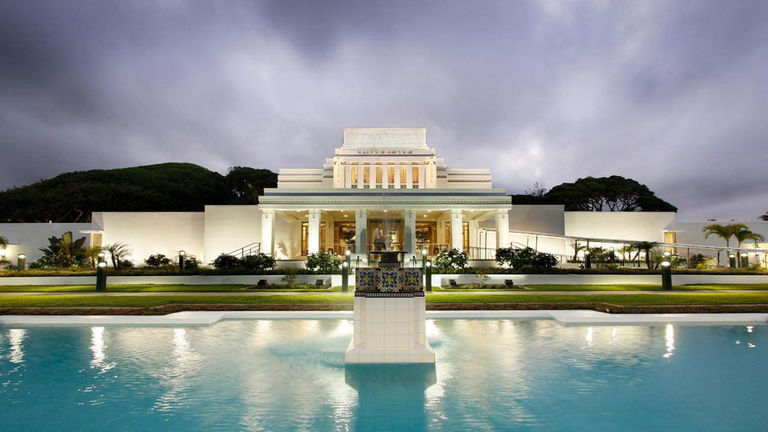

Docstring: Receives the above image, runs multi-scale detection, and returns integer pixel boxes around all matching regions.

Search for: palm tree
[702,223,748,249]
[0,235,7,249]
[628,241,659,270]
[734,227,765,248]
[84,246,103,268]
[569,240,586,261]
[103,243,131,269]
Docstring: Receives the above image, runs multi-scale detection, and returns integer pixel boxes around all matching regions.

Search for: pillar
[382,165,389,188]
[355,209,367,255]
[345,164,352,188]
[308,209,321,254]
[394,164,401,188]
[406,163,413,189]
[495,209,509,249]
[369,165,376,189]
[404,209,416,254]
[450,209,463,251]
[418,165,425,189]
[357,162,364,188]
[261,209,274,256]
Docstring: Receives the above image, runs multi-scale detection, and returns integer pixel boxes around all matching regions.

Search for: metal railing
[226,242,261,258]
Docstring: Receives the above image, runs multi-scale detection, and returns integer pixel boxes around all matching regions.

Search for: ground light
[96,261,107,291]
[729,253,737,268]
[17,253,26,271]
[421,249,428,272]
[660,260,672,290]
[425,260,432,291]
[741,252,749,268]
[97,251,106,263]
[178,250,186,270]
[584,250,591,269]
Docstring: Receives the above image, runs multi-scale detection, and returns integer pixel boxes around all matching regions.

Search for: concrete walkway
[0,289,765,297]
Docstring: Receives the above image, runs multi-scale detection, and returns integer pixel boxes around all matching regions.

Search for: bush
[30,253,83,269]
[305,251,342,273]
[121,260,134,268]
[183,256,199,270]
[496,247,558,270]
[241,253,276,272]
[434,248,468,270]
[212,254,242,269]
[145,254,173,267]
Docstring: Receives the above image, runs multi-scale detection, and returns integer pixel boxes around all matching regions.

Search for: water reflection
[154,328,201,412]
[9,329,26,364]
[663,324,675,359]
[345,364,436,431]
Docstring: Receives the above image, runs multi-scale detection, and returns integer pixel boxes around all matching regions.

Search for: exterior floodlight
[664,251,671,258]
[729,253,737,268]
[179,250,186,256]
[425,259,432,292]
[96,261,107,291]
[660,260,672,290]
[17,253,26,271]
[740,252,749,268]
[584,250,591,269]
[178,250,186,270]
[422,249,428,256]
[97,251,106,263]
[421,249,428,272]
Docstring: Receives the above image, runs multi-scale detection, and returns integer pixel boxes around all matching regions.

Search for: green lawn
[434,283,768,291]
[0,292,767,308]
[0,284,341,293]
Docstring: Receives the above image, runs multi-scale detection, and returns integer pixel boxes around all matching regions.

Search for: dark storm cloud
[1,0,767,220]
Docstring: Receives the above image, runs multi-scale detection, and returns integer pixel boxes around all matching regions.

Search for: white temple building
[1,128,767,267]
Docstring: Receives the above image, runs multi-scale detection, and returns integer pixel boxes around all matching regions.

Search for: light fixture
[98,261,107,268]
[422,249,428,256]
[729,254,736,259]
[345,250,351,257]
[740,252,748,257]
[661,261,671,267]
[342,261,348,268]
[426,261,432,267]
[179,250,186,257]
[18,253,26,259]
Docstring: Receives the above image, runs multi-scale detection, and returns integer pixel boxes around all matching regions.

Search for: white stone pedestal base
[345,294,435,364]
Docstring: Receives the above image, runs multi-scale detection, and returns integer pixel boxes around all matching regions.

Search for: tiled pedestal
[345,293,436,364]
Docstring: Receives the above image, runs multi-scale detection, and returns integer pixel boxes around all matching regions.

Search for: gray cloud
[1,0,766,220]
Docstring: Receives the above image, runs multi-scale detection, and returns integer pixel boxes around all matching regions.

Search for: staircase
[226,242,261,258]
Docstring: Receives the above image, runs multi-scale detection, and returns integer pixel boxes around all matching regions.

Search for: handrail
[226,242,261,258]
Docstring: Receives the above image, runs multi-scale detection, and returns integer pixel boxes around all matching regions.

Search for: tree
[145,254,173,267]
[496,247,558,270]
[569,240,586,261]
[524,182,547,197]
[225,167,278,204]
[0,235,7,249]
[702,223,748,249]
[734,227,765,248]
[544,176,677,212]
[434,248,469,270]
[628,241,659,270]
[760,212,768,221]
[305,251,342,273]
[103,243,131,269]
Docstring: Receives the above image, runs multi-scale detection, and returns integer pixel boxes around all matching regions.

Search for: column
[418,165,425,189]
[308,209,321,254]
[495,209,509,249]
[345,164,352,188]
[382,165,389,188]
[357,162,364,188]
[394,164,401,189]
[369,165,376,189]
[406,163,413,189]
[355,209,367,255]
[404,209,416,254]
[450,209,463,251]
[260,209,274,256]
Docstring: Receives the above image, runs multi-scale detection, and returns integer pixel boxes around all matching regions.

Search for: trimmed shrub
[434,248,468,270]
[305,251,342,273]
[145,254,173,267]
[241,253,276,272]
[496,247,558,270]
[212,254,242,269]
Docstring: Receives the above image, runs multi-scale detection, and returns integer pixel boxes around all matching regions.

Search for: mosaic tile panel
[402,268,423,292]
[355,268,378,292]
[377,268,404,292]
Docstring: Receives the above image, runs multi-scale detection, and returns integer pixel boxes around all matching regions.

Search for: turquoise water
[0,319,766,431]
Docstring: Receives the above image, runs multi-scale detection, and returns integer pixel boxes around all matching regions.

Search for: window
[400,166,407,186]
[351,166,358,185]
[412,166,420,184]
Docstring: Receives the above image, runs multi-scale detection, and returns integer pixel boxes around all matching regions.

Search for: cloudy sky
[1,0,766,220]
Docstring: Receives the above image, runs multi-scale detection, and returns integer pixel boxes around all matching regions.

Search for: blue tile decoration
[377,268,404,292]
[356,268,378,292]
[355,267,423,292]
[402,268,422,292]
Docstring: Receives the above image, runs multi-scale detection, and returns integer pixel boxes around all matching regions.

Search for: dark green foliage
[226,167,278,204]
[32,231,89,268]
[305,251,342,273]
[183,256,199,270]
[434,248,469,270]
[0,163,277,222]
[240,254,276,272]
[513,176,676,212]
[145,254,173,267]
[213,254,243,269]
[121,260,134,268]
[760,212,768,221]
[496,247,558,270]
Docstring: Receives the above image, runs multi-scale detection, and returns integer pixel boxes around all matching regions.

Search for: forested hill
[0,163,277,223]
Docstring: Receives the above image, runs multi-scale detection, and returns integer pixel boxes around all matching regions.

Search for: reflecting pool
[0,320,766,431]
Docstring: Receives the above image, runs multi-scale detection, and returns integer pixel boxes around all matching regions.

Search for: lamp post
[17,253,26,271]
[729,253,737,268]
[97,251,106,264]
[341,261,349,292]
[421,249,428,272]
[660,260,672,290]
[584,250,591,269]
[741,252,749,268]
[178,250,186,270]
[96,261,107,291]
[609,247,615,264]
[425,260,432,292]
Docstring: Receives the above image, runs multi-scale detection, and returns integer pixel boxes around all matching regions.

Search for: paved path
[0,290,764,297]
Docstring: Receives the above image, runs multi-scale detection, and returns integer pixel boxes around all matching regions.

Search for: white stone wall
[97,212,205,265]
[273,213,302,259]
[203,205,261,262]
[0,223,94,262]
[564,211,676,242]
